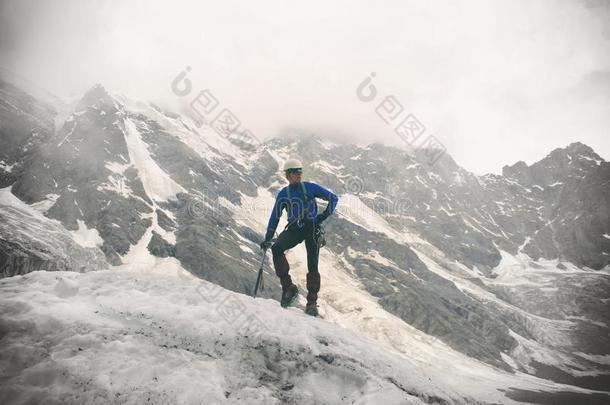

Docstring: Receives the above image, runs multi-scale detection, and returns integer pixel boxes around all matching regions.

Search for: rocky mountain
[1,73,609,403]
[0,187,107,277]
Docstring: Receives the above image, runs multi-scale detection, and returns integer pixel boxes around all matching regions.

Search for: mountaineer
[260,159,339,316]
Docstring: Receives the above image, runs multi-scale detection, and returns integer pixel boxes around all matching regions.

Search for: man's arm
[310,182,339,222]
[264,190,285,242]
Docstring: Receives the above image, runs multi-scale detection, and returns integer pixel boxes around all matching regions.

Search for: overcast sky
[1,0,609,174]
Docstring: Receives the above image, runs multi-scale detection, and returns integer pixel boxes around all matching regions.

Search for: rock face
[500,142,610,269]
[0,77,56,188]
[147,231,175,258]
[8,84,157,265]
[1,73,609,394]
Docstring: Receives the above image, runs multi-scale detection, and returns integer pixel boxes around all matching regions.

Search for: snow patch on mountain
[120,206,175,267]
[122,118,186,203]
[70,219,104,248]
[0,186,63,228]
[29,193,60,214]
[491,249,595,283]
[0,160,15,173]
[337,193,432,247]
[115,94,249,166]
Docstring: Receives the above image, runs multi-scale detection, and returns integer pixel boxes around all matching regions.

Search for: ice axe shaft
[252,247,268,297]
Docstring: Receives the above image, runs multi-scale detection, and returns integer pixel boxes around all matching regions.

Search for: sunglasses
[285,168,303,175]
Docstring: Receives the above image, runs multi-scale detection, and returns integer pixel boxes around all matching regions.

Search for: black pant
[271,219,320,303]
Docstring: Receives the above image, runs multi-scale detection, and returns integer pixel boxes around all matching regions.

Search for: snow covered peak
[565,141,598,156]
[502,141,604,187]
[546,141,604,165]
[76,83,120,113]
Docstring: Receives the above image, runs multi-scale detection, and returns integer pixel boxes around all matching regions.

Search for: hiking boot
[304,302,319,317]
[280,284,299,308]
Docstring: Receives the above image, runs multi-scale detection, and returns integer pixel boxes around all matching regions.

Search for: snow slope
[0,186,108,276]
[0,262,451,405]
[4,261,605,405]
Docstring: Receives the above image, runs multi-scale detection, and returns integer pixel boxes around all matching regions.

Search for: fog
[1,0,609,173]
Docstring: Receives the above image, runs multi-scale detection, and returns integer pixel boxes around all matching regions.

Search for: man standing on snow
[260,159,339,316]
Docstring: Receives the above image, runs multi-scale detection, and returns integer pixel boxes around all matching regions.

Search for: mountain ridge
[1,76,609,402]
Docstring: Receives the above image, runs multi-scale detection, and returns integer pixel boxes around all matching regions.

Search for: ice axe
[252,247,268,297]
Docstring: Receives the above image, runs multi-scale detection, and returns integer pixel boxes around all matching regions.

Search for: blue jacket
[265,181,339,241]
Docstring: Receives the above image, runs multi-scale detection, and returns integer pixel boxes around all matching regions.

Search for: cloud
[1,0,608,173]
